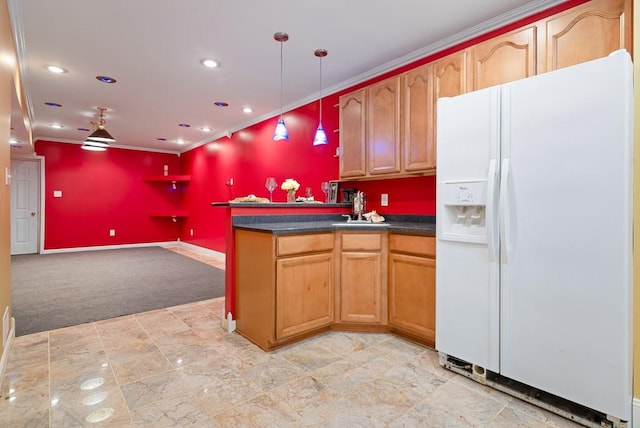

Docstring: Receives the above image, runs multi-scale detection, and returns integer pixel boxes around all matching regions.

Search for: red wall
[36,140,183,249]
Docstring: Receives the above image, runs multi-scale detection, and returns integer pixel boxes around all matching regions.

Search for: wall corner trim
[0,317,16,395]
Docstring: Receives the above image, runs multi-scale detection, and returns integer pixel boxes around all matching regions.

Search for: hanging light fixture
[273,32,289,141]
[83,107,115,150]
[313,49,328,146]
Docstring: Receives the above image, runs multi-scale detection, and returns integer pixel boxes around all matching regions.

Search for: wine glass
[321,181,330,203]
[265,177,277,202]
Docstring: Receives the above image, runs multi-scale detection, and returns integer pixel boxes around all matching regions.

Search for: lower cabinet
[235,229,435,350]
[388,234,436,346]
[235,230,334,350]
[276,252,334,340]
[337,232,388,326]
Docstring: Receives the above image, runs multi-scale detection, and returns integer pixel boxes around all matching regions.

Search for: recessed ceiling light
[157,137,167,141]
[242,107,253,114]
[214,102,228,107]
[77,127,90,132]
[201,127,212,132]
[9,139,18,145]
[176,139,185,145]
[46,65,67,74]
[50,123,64,129]
[200,59,219,68]
[96,75,117,83]
[178,123,191,128]
[45,102,62,107]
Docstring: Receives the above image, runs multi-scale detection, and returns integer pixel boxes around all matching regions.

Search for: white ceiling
[8,0,564,155]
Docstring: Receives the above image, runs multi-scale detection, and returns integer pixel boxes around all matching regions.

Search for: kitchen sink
[331,222,390,227]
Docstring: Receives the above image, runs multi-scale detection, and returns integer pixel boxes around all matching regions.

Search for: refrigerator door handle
[499,159,514,263]
[487,158,499,262]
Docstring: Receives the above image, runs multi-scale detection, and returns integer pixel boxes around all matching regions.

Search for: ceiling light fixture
[273,31,289,141]
[46,65,66,74]
[242,107,253,114]
[50,123,64,129]
[313,49,328,146]
[200,59,219,68]
[82,107,115,151]
[96,75,117,83]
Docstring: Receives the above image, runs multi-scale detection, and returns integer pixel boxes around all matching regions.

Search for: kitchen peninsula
[212,201,436,351]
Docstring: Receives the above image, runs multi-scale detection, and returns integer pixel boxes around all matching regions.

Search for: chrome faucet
[352,191,366,221]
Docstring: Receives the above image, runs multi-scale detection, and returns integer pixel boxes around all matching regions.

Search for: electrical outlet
[190,228,194,236]
[109,229,116,237]
[381,193,389,206]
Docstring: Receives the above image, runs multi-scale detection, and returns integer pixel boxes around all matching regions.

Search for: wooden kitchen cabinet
[337,232,388,325]
[276,252,334,340]
[235,230,334,350]
[402,63,435,172]
[541,0,631,72]
[471,26,537,91]
[388,234,436,347]
[367,76,401,176]
[339,89,367,178]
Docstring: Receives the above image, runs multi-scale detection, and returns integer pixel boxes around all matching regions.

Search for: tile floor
[0,247,582,427]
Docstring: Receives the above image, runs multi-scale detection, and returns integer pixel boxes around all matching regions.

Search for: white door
[499,52,632,420]
[435,87,501,372]
[11,159,40,255]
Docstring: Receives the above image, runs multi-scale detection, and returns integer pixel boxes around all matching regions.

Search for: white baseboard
[41,241,180,254]
[633,398,640,428]
[0,317,15,395]
[176,242,225,262]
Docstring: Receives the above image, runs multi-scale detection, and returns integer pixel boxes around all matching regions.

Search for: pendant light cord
[319,55,323,123]
[279,40,284,120]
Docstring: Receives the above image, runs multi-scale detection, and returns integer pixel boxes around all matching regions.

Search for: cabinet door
[276,253,334,340]
[402,64,435,172]
[340,252,383,323]
[339,90,367,178]
[433,50,469,99]
[543,0,630,72]
[471,26,537,91]
[432,50,469,163]
[389,252,436,345]
[367,77,401,175]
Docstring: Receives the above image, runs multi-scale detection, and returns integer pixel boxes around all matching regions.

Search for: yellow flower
[281,178,300,191]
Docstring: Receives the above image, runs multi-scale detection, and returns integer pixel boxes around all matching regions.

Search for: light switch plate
[53,190,62,198]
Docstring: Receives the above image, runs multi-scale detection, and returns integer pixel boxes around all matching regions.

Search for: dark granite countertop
[232,214,436,236]
[211,201,352,208]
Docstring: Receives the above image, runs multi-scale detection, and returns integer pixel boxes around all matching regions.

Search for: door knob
[31,212,36,217]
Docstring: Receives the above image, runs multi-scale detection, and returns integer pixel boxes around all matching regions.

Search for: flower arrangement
[280,178,300,192]
[281,178,300,203]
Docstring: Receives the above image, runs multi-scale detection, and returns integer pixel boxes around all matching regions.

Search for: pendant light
[82,107,115,151]
[313,49,328,146]
[273,32,289,141]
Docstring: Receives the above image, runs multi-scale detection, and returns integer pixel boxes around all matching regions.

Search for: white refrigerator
[435,50,632,423]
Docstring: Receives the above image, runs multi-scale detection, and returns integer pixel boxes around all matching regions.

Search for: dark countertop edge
[233,221,435,236]
[211,201,352,208]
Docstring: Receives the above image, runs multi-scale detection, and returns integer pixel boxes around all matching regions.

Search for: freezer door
[435,87,500,372]
[499,51,632,421]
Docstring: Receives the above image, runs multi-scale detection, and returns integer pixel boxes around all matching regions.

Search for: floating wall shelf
[142,175,191,182]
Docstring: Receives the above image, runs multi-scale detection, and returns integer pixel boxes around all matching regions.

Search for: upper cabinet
[433,50,470,99]
[542,0,631,72]
[367,77,401,176]
[339,89,367,178]
[338,0,631,180]
[471,27,537,91]
[402,64,434,171]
